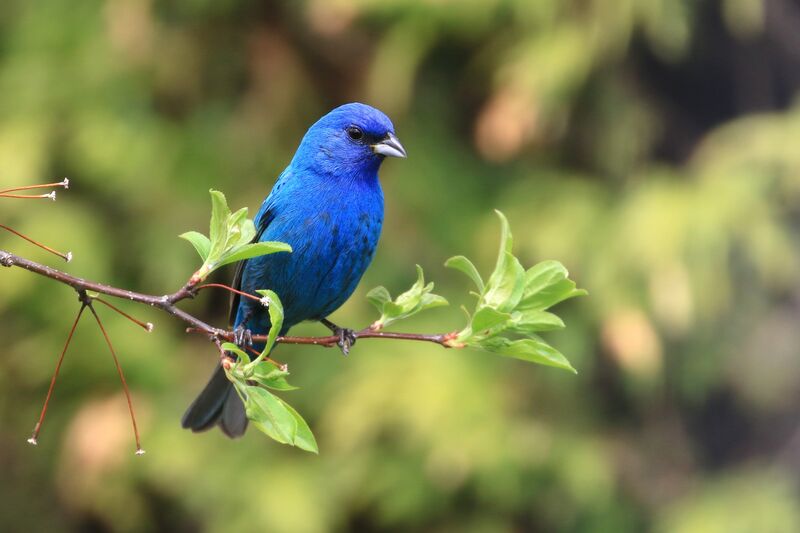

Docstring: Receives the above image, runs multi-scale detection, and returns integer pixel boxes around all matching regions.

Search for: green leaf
[519,261,587,311]
[208,189,230,260]
[482,212,525,311]
[255,289,284,358]
[519,277,587,311]
[215,241,291,269]
[372,265,448,328]
[251,363,298,391]
[523,260,568,295]
[246,386,296,444]
[366,286,391,311]
[220,342,250,364]
[277,398,319,454]
[419,293,449,311]
[508,310,565,333]
[444,255,484,292]
[477,337,577,373]
[483,251,525,311]
[179,231,211,261]
[470,306,511,333]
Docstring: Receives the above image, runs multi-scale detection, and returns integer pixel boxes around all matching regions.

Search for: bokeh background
[1,0,800,531]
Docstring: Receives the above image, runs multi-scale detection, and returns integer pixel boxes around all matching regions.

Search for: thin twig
[246,345,287,371]
[94,297,154,332]
[196,283,263,304]
[0,224,71,262]
[0,178,69,195]
[86,300,145,455]
[0,192,56,200]
[28,303,87,446]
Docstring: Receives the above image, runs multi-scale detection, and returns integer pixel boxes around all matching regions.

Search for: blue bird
[182,103,406,437]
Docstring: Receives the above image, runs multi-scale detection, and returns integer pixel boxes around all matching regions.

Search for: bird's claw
[336,328,357,356]
[233,326,253,348]
[320,318,356,356]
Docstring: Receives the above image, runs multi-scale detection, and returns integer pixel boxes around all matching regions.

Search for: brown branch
[0,249,459,351]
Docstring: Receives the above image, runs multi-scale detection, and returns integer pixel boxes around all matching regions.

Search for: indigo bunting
[182,103,406,437]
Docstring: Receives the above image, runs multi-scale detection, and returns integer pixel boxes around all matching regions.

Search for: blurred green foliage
[2,0,800,532]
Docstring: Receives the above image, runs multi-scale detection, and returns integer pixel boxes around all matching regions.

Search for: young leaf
[251,363,298,391]
[366,286,392,311]
[246,386,297,444]
[508,310,565,333]
[371,265,448,328]
[254,289,284,359]
[482,251,525,311]
[215,241,291,269]
[470,307,511,334]
[277,398,319,454]
[220,342,250,364]
[444,255,484,292]
[208,189,230,260]
[477,337,577,374]
[179,231,211,261]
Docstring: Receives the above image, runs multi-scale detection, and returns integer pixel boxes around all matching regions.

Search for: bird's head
[294,102,406,178]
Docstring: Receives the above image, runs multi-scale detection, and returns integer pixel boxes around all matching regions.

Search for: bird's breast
[242,180,384,330]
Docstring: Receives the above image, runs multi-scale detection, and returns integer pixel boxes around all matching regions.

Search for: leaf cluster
[369,211,586,373]
[366,265,448,328]
[180,190,290,282]
[446,211,586,373]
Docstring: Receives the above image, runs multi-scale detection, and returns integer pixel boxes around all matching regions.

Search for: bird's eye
[346,126,364,141]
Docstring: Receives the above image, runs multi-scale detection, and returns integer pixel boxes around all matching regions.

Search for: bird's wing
[227,180,282,326]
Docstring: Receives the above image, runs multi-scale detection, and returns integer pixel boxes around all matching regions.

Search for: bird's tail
[181,365,248,438]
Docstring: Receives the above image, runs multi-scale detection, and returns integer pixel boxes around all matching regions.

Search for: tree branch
[0,249,458,351]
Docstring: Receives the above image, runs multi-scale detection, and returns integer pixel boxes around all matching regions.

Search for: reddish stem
[0,192,55,200]
[0,224,71,262]
[0,179,69,195]
[196,283,262,304]
[94,297,153,332]
[246,345,287,371]
[29,304,86,446]
[87,302,144,455]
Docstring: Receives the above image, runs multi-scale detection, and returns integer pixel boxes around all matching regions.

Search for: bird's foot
[336,328,357,356]
[321,318,357,356]
[233,325,253,348]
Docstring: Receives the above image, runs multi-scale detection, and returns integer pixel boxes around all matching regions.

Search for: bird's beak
[372,132,407,158]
